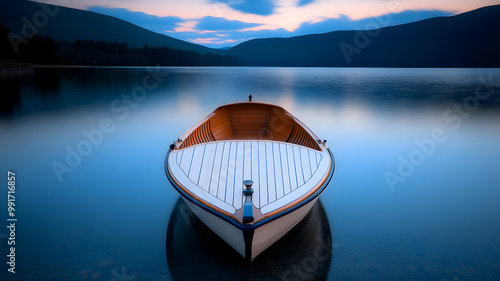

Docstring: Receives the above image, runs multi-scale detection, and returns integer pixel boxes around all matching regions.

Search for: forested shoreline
[0,22,243,67]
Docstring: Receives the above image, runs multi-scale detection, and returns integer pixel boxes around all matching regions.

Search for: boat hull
[164,101,335,261]
[182,196,318,261]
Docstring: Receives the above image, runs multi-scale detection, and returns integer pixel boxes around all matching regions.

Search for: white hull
[183,196,318,261]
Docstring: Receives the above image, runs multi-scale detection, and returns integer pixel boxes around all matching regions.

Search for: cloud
[297,0,315,7]
[87,4,455,49]
[193,9,453,48]
[88,6,182,33]
[168,27,290,48]
[174,21,199,32]
[210,0,275,16]
[293,10,454,36]
[196,16,261,31]
[190,38,240,44]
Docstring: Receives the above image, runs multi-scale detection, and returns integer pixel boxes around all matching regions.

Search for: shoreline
[2,61,499,70]
[0,60,34,72]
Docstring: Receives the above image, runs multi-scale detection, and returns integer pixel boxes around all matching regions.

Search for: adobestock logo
[385,75,497,192]
[339,0,403,64]
[51,66,168,183]
[7,0,72,53]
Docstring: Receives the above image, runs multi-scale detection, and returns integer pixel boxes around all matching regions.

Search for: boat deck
[168,140,331,215]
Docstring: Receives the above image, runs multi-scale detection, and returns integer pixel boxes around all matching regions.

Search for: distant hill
[0,0,219,54]
[2,1,499,67]
[228,5,500,67]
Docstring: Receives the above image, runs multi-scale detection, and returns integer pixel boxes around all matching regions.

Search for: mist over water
[1,67,500,280]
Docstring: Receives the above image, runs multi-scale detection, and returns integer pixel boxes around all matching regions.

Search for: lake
[1,67,500,280]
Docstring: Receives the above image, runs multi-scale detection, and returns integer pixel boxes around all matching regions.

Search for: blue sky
[40,0,500,49]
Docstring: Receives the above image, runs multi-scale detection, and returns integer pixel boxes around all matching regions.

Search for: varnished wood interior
[178,120,215,149]
[178,102,321,150]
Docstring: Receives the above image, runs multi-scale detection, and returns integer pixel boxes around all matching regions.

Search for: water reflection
[33,68,60,98]
[2,67,500,118]
[166,198,333,281]
[0,78,21,115]
[1,67,499,280]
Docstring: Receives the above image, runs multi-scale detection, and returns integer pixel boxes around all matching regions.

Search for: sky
[38,0,500,49]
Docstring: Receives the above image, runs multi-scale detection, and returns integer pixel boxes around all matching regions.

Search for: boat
[164,97,335,261]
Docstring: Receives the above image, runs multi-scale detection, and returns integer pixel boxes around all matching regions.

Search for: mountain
[2,1,499,67]
[0,0,219,54]
[228,5,500,67]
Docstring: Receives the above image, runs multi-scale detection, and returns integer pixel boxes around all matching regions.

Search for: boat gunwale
[173,101,324,151]
[172,139,324,153]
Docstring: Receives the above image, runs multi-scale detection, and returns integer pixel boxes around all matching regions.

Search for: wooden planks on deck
[172,140,327,214]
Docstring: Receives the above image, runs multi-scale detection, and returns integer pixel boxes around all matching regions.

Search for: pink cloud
[190,38,243,44]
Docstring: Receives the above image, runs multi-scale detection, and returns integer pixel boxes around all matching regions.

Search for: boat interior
[177,102,321,151]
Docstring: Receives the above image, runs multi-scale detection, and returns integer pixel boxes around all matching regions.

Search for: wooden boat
[165,99,335,261]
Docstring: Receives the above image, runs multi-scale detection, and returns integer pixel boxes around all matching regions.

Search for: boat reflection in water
[166,198,333,280]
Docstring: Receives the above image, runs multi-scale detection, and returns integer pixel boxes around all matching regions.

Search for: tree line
[0,21,242,66]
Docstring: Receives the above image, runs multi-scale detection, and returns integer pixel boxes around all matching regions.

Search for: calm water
[1,67,500,280]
